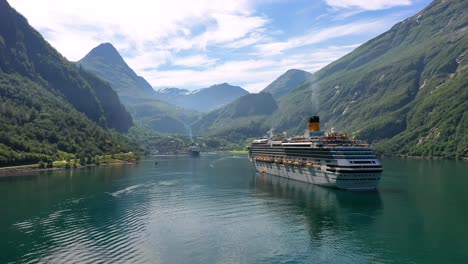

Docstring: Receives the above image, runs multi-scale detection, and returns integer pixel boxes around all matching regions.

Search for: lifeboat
[285,160,293,165]
[274,159,283,164]
[306,162,314,167]
[293,160,303,167]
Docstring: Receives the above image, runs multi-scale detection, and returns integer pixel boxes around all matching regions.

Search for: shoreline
[2,154,465,177]
[0,161,136,177]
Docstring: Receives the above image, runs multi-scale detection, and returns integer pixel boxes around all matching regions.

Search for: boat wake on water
[109,184,143,197]
[209,156,243,168]
[159,180,178,186]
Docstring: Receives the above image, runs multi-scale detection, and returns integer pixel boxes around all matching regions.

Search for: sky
[9,0,432,92]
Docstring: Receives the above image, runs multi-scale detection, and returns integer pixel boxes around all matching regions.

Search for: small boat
[189,143,200,157]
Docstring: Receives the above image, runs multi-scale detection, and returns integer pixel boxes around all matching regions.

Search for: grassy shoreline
[0,152,139,176]
[228,150,249,154]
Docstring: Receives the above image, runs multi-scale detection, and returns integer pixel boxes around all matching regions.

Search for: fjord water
[1,155,467,264]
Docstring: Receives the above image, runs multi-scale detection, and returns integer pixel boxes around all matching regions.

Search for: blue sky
[9,0,432,92]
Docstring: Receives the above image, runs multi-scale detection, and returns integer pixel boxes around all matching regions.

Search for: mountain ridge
[261,69,312,98]
[192,92,277,141]
[78,42,155,103]
[267,0,467,159]
[155,83,249,112]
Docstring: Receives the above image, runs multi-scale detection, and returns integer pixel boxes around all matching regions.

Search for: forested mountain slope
[0,0,132,132]
[0,0,135,165]
[268,0,467,159]
[193,92,278,141]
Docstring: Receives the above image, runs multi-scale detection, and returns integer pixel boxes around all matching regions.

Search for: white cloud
[224,32,268,49]
[255,20,390,56]
[243,81,273,93]
[8,0,258,60]
[171,55,218,68]
[164,13,268,51]
[141,45,359,92]
[125,51,172,71]
[7,0,423,93]
[325,0,412,10]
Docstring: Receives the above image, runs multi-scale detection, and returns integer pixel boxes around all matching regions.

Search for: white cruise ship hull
[251,160,380,190]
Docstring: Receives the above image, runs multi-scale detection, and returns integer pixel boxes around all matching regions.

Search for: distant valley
[192,92,278,140]
[78,43,248,134]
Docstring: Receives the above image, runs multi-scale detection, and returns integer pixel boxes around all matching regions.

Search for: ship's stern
[335,172,381,190]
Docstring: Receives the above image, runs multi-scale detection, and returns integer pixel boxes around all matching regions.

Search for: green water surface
[0,155,467,263]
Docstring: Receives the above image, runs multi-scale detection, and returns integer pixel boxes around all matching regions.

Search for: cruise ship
[248,116,382,190]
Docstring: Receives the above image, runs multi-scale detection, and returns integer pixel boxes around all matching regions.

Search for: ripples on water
[1,155,467,263]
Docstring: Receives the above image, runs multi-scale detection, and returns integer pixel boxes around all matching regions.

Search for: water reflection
[251,173,383,238]
[1,156,467,264]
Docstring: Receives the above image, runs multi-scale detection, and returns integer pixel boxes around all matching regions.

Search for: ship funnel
[308,116,320,131]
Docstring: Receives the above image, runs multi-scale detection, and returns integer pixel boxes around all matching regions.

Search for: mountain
[78,43,155,104]
[261,69,312,98]
[192,92,278,141]
[156,83,249,112]
[157,87,190,98]
[267,0,467,159]
[78,43,199,134]
[0,0,134,165]
[0,2,133,133]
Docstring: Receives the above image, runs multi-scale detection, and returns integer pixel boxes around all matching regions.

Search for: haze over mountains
[156,83,249,112]
[188,69,311,140]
